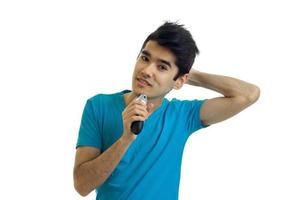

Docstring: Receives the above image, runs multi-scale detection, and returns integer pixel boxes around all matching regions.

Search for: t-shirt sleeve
[76,99,102,150]
[183,99,210,135]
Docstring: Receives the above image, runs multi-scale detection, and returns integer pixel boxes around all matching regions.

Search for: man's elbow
[247,85,260,104]
[74,178,91,197]
[236,85,260,107]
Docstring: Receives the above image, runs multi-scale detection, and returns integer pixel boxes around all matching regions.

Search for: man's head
[131,21,199,100]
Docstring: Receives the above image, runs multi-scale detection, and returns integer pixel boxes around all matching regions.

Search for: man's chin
[132,86,150,95]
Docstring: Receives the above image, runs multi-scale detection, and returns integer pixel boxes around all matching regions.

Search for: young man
[73,22,260,199]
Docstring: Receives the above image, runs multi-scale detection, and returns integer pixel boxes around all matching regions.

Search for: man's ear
[173,74,189,90]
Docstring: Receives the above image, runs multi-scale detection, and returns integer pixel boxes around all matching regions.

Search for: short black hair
[140,21,199,80]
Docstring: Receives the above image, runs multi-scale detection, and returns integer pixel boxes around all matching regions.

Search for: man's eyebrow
[141,50,172,68]
[141,50,151,57]
[158,59,172,68]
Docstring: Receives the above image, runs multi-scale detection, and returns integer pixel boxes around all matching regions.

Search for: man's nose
[141,62,156,78]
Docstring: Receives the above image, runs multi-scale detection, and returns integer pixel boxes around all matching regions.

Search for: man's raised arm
[187,69,260,126]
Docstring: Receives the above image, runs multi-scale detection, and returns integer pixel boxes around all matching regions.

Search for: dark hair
[140,21,199,80]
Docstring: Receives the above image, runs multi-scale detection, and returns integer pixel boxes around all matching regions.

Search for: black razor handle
[130,94,147,135]
[131,121,144,135]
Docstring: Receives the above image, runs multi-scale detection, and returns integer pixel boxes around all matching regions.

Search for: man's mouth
[137,77,153,87]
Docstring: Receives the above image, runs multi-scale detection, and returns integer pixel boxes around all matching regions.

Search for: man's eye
[141,56,148,61]
[158,65,167,71]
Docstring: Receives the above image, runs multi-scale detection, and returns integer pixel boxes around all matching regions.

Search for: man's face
[131,40,186,100]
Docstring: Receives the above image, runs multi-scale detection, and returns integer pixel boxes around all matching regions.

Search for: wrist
[120,133,135,145]
[188,70,204,86]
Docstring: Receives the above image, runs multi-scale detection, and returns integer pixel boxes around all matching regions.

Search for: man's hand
[122,98,153,140]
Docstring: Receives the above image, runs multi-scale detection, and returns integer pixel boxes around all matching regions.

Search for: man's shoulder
[87,90,128,102]
[168,97,205,105]
[167,98,207,112]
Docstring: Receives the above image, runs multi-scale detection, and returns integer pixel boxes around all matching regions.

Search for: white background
[1,0,299,199]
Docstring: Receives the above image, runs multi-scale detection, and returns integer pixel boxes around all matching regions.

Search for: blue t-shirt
[76,90,209,200]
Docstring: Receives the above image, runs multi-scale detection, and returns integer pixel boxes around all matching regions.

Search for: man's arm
[73,134,134,196]
[187,69,260,126]
[74,95,152,196]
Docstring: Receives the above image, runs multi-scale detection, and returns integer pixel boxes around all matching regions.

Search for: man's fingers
[123,104,148,118]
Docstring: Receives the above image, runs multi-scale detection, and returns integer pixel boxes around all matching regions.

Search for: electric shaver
[130,94,147,135]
